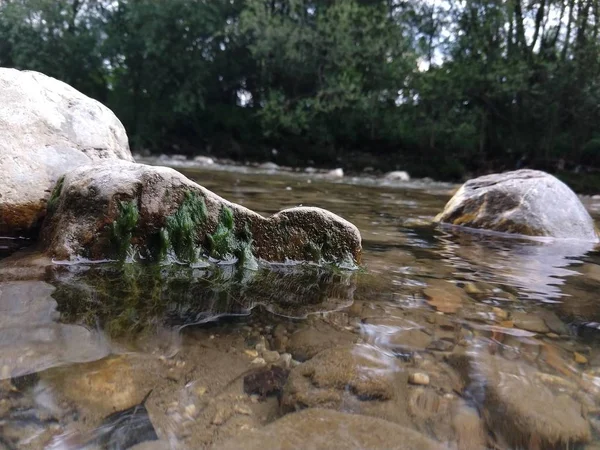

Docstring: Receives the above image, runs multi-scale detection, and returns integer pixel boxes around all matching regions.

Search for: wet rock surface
[0,68,132,236]
[40,161,361,264]
[214,408,444,450]
[434,169,599,240]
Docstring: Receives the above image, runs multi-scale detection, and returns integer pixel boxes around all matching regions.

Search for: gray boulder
[40,161,361,264]
[0,68,133,236]
[434,169,599,240]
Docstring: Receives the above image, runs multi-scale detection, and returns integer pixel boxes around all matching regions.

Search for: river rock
[472,349,591,448]
[40,160,361,264]
[0,68,133,236]
[215,408,444,450]
[281,345,412,427]
[384,171,411,182]
[434,170,599,240]
[287,324,357,361]
[44,356,140,416]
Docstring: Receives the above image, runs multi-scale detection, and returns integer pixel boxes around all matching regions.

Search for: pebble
[234,404,253,416]
[409,373,430,386]
[244,349,259,358]
[492,307,508,321]
[512,312,550,334]
[575,352,589,364]
[256,343,267,353]
[273,336,288,352]
[194,385,207,396]
[427,339,454,352]
[464,282,483,295]
[185,404,198,419]
[212,406,227,425]
[279,353,292,369]
[251,357,266,366]
[263,351,280,364]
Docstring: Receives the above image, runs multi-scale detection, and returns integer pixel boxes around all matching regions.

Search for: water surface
[2,167,600,449]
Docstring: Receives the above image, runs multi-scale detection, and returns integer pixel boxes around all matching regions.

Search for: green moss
[163,191,207,262]
[47,175,65,215]
[207,206,236,259]
[207,207,258,269]
[304,241,323,262]
[110,200,139,259]
[236,224,258,270]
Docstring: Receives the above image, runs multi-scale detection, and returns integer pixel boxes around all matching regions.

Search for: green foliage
[163,191,207,263]
[2,0,600,182]
[46,175,65,215]
[110,200,140,260]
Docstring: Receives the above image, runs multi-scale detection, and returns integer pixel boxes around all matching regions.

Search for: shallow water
[2,167,600,449]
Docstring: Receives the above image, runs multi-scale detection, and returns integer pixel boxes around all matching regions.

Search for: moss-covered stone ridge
[434,169,600,241]
[40,160,362,266]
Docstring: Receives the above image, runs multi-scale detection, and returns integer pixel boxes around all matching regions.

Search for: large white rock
[434,169,599,241]
[0,68,133,236]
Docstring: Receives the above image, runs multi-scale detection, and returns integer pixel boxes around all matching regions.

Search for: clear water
[2,166,600,449]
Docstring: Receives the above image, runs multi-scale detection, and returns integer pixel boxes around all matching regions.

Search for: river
[1,165,600,449]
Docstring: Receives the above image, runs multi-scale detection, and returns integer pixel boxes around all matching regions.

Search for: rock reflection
[436,227,597,302]
[49,263,357,335]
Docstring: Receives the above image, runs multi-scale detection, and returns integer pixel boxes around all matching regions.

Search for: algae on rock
[46,175,65,215]
[110,200,140,260]
[161,191,207,263]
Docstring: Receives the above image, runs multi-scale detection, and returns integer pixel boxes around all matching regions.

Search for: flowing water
[2,166,600,449]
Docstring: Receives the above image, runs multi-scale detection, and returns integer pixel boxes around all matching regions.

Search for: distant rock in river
[434,169,599,241]
[0,68,133,237]
[40,161,362,265]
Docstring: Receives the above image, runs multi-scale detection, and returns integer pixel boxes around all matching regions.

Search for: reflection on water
[436,227,597,302]
[51,263,356,334]
[2,167,600,449]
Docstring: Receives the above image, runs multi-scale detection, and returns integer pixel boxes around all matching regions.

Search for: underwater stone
[434,169,599,240]
[40,160,361,264]
[215,406,444,450]
[0,68,133,237]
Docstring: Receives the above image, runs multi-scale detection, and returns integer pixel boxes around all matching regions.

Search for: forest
[1,0,599,184]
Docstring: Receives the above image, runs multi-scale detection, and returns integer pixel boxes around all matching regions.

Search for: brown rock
[512,311,550,334]
[287,324,356,362]
[281,345,411,427]
[474,351,591,448]
[40,161,361,264]
[214,409,444,450]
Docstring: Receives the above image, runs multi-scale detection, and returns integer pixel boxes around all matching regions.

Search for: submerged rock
[434,169,599,240]
[40,161,361,264]
[281,345,412,427]
[44,356,141,417]
[470,348,591,449]
[0,68,133,237]
[215,408,443,450]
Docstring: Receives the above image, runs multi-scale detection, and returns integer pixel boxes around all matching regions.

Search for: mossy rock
[40,161,361,266]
